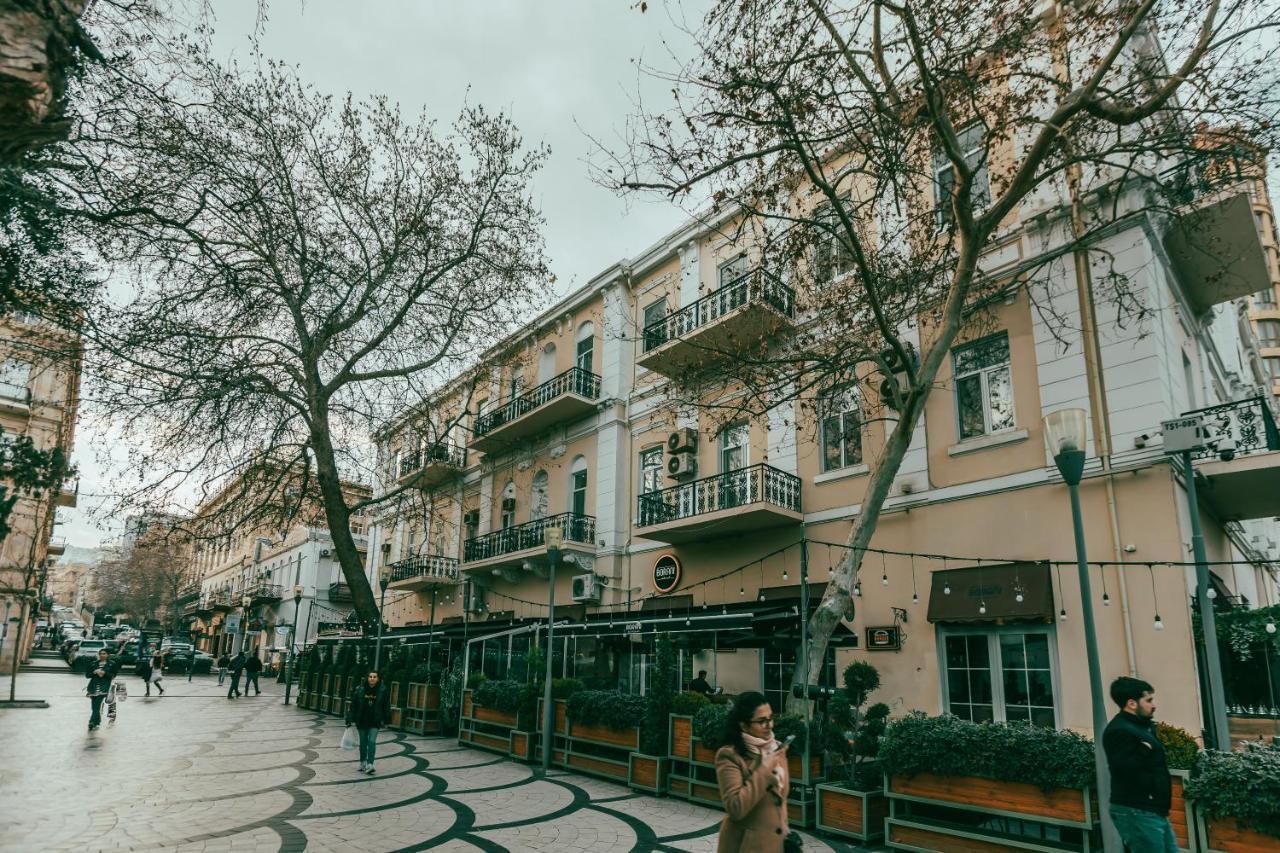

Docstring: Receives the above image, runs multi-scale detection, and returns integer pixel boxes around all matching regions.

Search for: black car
[163,648,213,674]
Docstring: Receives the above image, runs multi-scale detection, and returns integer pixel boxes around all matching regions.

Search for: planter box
[1199,816,1278,853]
[787,752,824,782]
[461,689,472,719]
[473,704,518,726]
[888,773,1096,826]
[1170,769,1197,853]
[570,720,641,751]
[510,730,535,761]
[460,727,511,753]
[629,753,668,794]
[669,714,693,761]
[816,783,887,842]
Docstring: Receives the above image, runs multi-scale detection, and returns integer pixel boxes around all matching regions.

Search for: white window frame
[1257,319,1280,348]
[719,421,750,473]
[813,195,855,283]
[0,358,31,402]
[717,254,749,289]
[936,624,1062,728]
[569,456,588,516]
[819,385,863,472]
[934,124,991,225]
[575,322,595,374]
[639,446,663,495]
[952,332,1015,441]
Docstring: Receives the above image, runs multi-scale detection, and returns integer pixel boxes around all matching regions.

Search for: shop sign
[224,613,241,634]
[652,554,682,594]
[625,621,643,632]
[865,626,901,650]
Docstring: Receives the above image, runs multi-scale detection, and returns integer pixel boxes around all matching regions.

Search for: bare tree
[601,0,1280,698]
[89,536,188,631]
[57,46,549,626]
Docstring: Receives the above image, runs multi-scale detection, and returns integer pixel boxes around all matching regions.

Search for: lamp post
[285,585,303,705]
[374,565,390,669]
[1044,409,1116,850]
[240,595,253,657]
[540,527,563,774]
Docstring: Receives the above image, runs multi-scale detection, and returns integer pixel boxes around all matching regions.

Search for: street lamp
[285,585,303,705]
[374,565,391,669]
[1044,409,1116,849]
[540,526,563,774]
[240,595,253,656]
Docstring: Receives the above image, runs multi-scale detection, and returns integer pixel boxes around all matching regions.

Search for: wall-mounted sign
[653,554,682,594]
[865,626,901,650]
[625,622,643,633]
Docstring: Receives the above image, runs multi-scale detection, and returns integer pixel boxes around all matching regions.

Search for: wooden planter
[670,714,693,761]
[816,783,887,842]
[459,688,521,756]
[787,752,824,782]
[509,730,535,761]
[1170,769,1197,853]
[536,698,641,783]
[1199,816,1278,853]
[628,753,668,794]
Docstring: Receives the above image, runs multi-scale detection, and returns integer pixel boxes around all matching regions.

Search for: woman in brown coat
[714,691,792,853]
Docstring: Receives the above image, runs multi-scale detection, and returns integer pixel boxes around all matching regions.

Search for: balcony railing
[174,584,201,605]
[398,440,467,480]
[642,268,795,353]
[207,590,234,611]
[249,582,283,603]
[327,582,353,603]
[1183,397,1280,461]
[388,554,460,584]
[475,367,601,438]
[463,512,596,563]
[638,464,802,527]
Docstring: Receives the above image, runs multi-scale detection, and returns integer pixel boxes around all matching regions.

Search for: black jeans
[88,694,105,727]
[245,672,260,694]
[228,673,242,697]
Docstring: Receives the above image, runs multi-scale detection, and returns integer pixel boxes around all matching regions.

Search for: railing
[642,268,795,353]
[398,440,467,479]
[388,554,460,584]
[1182,396,1280,461]
[463,512,596,562]
[206,590,234,610]
[474,367,601,437]
[249,582,283,602]
[637,463,802,527]
[174,584,201,604]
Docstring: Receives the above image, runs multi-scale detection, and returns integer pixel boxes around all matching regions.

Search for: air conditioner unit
[572,573,602,603]
[501,497,517,512]
[667,427,698,453]
[463,580,485,614]
[667,452,696,479]
[878,343,919,412]
[318,549,331,558]
[463,510,480,527]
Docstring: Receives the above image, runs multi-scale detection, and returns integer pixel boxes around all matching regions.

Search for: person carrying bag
[714,690,796,853]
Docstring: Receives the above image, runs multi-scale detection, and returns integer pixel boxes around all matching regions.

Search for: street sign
[1161,417,1203,453]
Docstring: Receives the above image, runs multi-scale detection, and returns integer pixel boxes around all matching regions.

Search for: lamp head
[1044,409,1088,485]
[379,565,391,590]
[293,584,303,602]
[544,527,564,551]
[242,595,252,608]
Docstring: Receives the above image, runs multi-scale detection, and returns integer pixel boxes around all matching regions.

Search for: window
[570,457,588,516]
[763,647,836,719]
[1264,357,1280,382]
[642,299,668,351]
[718,255,749,289]
[820,385,863,472]
[814,196,854,283]
[0,359,30,401]
[942,629,1058,727]
[531,471,549,520]
[953,332,1014,440]
[640,446,663,495]
[575,322,594,373]
[464,512,478,543]
[719,421,749,472]
[1255,288,1277,308]
[508,372,524,402]
[1258,319,1280,348]
[934,124,990,225]
[538,343,557,384]
[500,481,516,529]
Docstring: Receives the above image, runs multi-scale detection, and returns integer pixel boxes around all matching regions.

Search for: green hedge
[1185,743,1280,838]
[567,690,646,730]
[879,713,1095,791]
[1155,722,1199,771]
[693,703,731,750]
[472,679,525,714]
[671,691,711,716]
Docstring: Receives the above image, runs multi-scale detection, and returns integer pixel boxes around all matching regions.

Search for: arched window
[575,322,595,374]
[569,456,589,517]
[531,471,549,520]
[500,480,516,529]
[538,343,557,384]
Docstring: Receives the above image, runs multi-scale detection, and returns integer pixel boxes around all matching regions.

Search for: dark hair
[697,670,707,678]
[723,691,772,758]
[1110,676,1154,709]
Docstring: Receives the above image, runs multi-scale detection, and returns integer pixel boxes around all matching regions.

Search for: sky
[57,1,709,550]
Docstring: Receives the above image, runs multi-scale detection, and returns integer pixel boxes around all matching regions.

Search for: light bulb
[978,601,987,615]
[912,593,919,604]
[943,582,951,595]
[758,591,765,601]
[782,570,789,581]
[1207,587,1217,600]
[1059,608,1067,622]
[1015,591,1024,603]
[739,586,744,596]
[685,617,691,626]
[1266,619,1277,635]
[881,574,888,586]
[853,582,862,597]
[702,601,708,610]
[1154,615,1164,631]
[1102,593,1111,607]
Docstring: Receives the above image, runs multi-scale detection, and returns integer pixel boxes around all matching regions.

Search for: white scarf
[742,732,787,790]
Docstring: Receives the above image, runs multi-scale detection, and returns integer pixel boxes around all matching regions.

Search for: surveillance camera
[1216,437,1236,462]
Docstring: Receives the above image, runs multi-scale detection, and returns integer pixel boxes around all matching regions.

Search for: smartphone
[779,734,797,750]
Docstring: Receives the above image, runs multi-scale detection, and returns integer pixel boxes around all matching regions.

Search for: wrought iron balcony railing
[637,463,802,527]
[207,590,234,610]
[249,582,283,603]
[1183,397,1280,461]
[174,584,201,605]
[398,440,467,479]
[474,367,601,437]
[463,512,596,562]
[388,554,460,584]
[642,268,795,353]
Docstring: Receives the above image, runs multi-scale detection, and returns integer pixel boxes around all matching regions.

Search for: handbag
[114,682,128,702]
[783,831,803,853]
[340,725,358,750]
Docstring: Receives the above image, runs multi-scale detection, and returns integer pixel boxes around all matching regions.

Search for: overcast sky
[58,1,708,550]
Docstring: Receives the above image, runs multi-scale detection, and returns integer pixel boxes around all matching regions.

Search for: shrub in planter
[641,634,677,755]
[473,679,525,714]
[467,672,488,689]
[671,691,711,717]
[1154,722,1198,771]
[567,690,646,730]
[879,712,1095,791]
[693,703,731,751]
[438,655,464,735]
[551,678,586,700]
[1184,742,1280,838]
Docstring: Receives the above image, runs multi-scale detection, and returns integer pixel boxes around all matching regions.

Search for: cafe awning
[926,562,1053,624]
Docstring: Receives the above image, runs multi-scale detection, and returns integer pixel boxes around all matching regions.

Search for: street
[0,671,870,853]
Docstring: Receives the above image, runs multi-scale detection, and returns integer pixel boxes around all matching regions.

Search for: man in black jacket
[227,651,246,699]
[85,648,118,731]
[243,653,263,695]
[345,670,391,775]
[1103,677,1176,853]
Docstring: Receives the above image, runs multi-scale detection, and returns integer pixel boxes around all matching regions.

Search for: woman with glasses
[714,691,793,852]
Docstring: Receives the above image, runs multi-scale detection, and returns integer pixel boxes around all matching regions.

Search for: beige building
[366,152,1280,744]
[0,312,80,674]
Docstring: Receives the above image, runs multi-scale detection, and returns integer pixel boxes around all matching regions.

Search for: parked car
[59,632,86,660]
[112,639,144,669]
[163,648,212,674]
[69,639,109,671]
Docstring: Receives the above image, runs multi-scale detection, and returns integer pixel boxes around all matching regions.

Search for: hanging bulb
[943,581,951,595]
[881,573,888,586]
[912,593,919,605]
[1015,590,1024,603]
[739,585,745,596]
[1153,614,1165,631]
[978,601,987,615]
[685,616,691,626]
[782,569,789,581]
[1207,587,1218,600]
[758,590,765,602]
[1102,593,1111,607]
[1266,618,1277,635]
[853,581,862,597]
[702,601,708,610]
[1059,608,1068,622]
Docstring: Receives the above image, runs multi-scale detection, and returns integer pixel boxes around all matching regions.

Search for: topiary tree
[438,655,465,735]
[828,661,886,789]
[641,634,677,755]
[1155,722,1200,771]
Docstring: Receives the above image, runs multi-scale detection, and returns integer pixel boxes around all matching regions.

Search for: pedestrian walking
[217,653,230,685]
[136,655,154,696]
[85,649,118,731]
[345,670,391,775]
[1103,677,1177,853]
[713,690,793,853]
[148,652,166,696]
[227,651,246,699]
[244,653,262,695]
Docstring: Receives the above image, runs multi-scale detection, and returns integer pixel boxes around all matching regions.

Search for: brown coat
[714,744,791,853]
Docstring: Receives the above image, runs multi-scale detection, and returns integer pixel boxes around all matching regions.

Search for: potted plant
[1185,742,1280,852]
[631,634,676,792]
[816,661,889,842]
[438,655,464,737]
[1155,722,1200,851]
[879,713,1098,850]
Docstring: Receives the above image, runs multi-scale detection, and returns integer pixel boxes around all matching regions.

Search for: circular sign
[652,554,682,594]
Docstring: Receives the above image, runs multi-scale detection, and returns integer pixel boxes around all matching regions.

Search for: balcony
[397,441,467,490]
[1184,397,1280,520]
[1163,181,1270,314]
[637,268,795,378]
[57,477,78,508]
[636,464,802,544]
[249,582,283,604]
[208,590,234,611]
[469,367,601,454]
[462,512,596,575]
[175,584,201,605]
[387,554,460,591]
[327,581,354,603]
[45,537,66,556]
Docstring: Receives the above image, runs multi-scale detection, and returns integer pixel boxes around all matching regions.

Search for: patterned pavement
[0,671,876,852]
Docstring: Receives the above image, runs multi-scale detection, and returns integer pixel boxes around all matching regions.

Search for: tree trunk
[308,420,380,627]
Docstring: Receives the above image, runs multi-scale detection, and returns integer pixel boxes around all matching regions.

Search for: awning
[927,562,1053,624]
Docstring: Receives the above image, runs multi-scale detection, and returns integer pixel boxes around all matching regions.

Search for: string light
[1147,564,1163,632]
[1267,618,1277,635]
[853,580,862,597]
[910,555,919,605]
[1100,563,1111,607]
[881,551,888,586]
[942,556,951,595]
[978,601,987,615]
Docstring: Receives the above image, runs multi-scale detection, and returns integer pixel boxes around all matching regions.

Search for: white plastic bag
[114,682,127,703]
[340,725,358,750]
